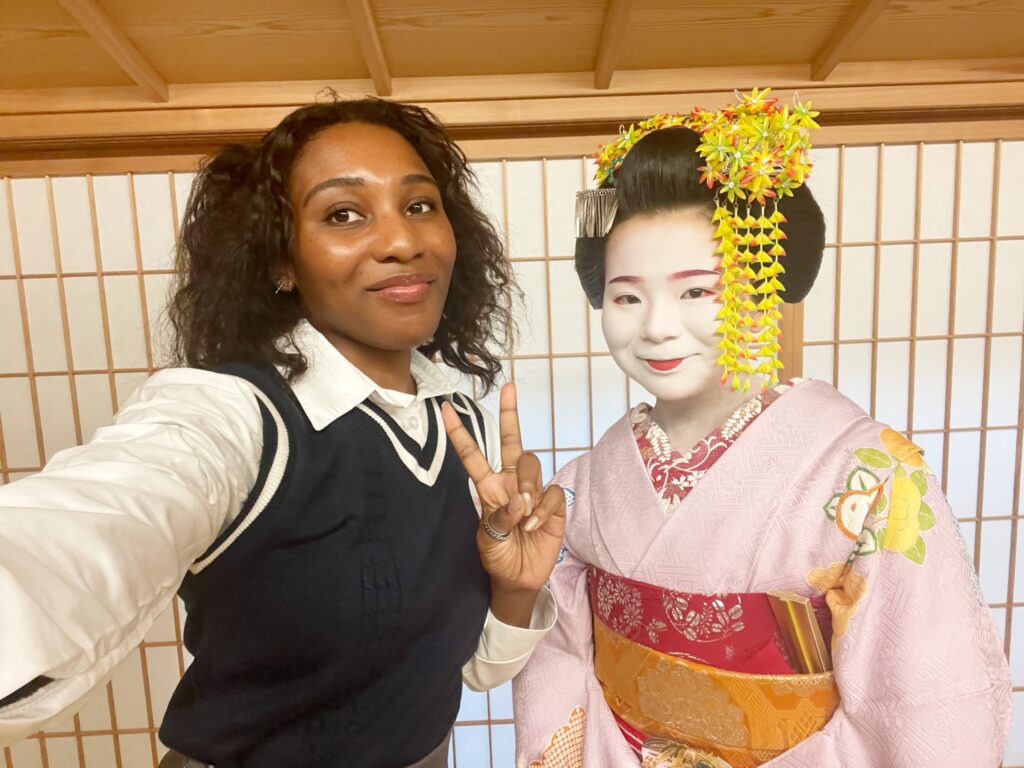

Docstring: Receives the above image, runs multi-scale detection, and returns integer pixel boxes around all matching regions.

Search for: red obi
[587,567,832,674]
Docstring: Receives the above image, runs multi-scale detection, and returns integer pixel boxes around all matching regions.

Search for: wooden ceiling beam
[5,118,1024,179]
[593,0,635,90]
[54,0,168,103]
[4,59,1023,114]
[5,80,1022,149]
[811,0,892,81]
[345,0,392,97]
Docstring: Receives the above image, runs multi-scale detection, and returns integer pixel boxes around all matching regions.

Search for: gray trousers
[159,732,452,768]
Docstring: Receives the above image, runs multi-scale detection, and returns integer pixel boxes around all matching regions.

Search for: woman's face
[601,208,723,402]
[285,122,456,360]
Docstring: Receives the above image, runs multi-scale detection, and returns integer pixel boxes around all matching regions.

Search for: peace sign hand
[441,383,566,619]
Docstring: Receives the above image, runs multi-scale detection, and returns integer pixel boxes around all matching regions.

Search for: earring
[274,278,293,294]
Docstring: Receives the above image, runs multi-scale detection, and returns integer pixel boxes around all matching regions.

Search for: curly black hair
[169,98,514,391]
[576,126,825,308]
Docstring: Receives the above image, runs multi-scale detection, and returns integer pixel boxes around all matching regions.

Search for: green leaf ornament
[858,526,879,555]
[855,448,893,469]
[918,502,936,531]
[847,467,881,492]
[823,493,842,520]
[905,535,927,565]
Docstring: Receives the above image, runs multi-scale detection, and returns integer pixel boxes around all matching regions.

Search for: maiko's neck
[652,381,762,456]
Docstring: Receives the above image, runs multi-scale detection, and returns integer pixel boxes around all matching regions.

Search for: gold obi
[592,616,840,768]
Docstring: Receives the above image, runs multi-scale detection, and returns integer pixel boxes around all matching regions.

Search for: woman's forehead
[606,210,718,275]
[290,122,430,191]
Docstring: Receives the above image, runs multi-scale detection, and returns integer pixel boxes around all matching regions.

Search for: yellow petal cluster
[883,475,923,553]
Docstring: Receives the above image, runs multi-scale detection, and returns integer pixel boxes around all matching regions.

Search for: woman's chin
[616,359,720,402]
[363,318,442,352]
[648,381,720,403]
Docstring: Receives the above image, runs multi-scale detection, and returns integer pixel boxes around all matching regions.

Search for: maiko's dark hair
[575,126,825,308]
[170,97,513,390]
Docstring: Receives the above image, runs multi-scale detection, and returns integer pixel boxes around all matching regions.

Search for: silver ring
[500,464,518,474]
[482,517,511,541]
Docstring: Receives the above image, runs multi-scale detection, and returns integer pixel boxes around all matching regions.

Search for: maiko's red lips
[643,357,688,372]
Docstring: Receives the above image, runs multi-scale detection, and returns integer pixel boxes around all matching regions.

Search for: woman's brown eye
[328,208,365,224]
[408,200,435,215]
[682,288,712,299]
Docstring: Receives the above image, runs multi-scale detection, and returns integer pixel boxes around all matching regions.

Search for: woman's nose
[373,211,421,262]
[641,299,683,343]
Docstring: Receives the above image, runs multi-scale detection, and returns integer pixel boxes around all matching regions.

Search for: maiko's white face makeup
[601,208,723,402]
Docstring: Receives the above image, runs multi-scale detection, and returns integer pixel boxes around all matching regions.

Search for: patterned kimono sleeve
[512,480,639,767]
[772,447,1012,767]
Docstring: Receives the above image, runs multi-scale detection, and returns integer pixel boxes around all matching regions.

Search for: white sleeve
[0,368,263,746]
[462,403,558,692]
[462,587,558,692]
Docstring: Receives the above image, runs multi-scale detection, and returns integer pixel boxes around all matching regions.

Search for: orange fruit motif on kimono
[880,428,925,468]
[883,475,922,553]
[835,485,883,540]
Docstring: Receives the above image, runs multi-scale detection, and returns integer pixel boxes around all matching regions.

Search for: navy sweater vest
[159,364,491,767]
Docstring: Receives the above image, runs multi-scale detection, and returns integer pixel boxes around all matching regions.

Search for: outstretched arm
[0,369,262,745]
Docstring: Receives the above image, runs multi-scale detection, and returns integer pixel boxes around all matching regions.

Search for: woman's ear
[274,261,297,293]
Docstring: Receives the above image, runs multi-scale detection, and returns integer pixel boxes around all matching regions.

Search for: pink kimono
[514,379,1011,767]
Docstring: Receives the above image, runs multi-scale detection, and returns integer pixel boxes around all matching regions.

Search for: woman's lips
[643,357,688,372]
[367,273,434,303]
[373,283,432,302]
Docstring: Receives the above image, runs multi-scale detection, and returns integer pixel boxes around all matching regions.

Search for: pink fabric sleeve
[766,473,1012,768]
[512,544,639,767]
[512,470,640,767]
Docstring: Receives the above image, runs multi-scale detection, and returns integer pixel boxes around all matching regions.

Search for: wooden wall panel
[619,0,849,70]
[0,0,132,88]
[371,0,605,77]
[848,0,1024,62]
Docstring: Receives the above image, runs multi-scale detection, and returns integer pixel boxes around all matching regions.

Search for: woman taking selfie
[0,98,565,768]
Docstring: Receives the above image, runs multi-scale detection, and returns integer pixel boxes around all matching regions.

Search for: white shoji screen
[1,141,1021,768]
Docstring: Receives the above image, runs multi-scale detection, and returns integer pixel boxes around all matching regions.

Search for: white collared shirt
[0,320,555,746]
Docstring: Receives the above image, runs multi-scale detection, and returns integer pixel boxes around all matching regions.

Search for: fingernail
[522,492,533,516]
[509,494,524,514]
[524,516,541,532]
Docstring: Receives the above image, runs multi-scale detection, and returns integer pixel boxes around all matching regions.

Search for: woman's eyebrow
[303,176,364,208]
[401,173,438,187]
[302,173,438,208]
[608,269,718,285]
[668,269,719,280]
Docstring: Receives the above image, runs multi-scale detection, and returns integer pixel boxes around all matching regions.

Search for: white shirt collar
[286,320,458,431]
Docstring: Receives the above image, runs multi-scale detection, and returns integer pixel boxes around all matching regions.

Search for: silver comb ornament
[575,189,618,238]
